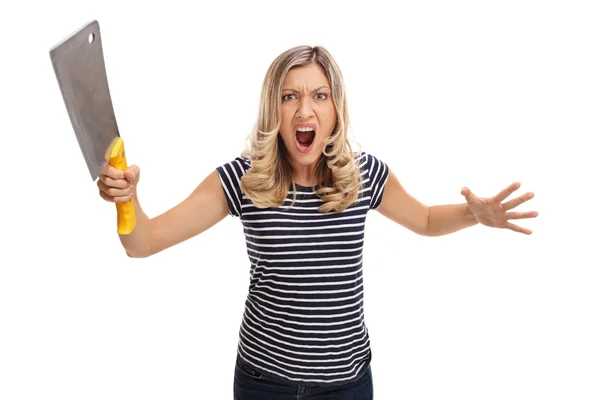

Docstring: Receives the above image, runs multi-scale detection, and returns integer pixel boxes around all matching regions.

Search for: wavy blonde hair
[240,45,363,213]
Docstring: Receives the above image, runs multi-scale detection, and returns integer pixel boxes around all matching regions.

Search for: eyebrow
[282,86,331,93]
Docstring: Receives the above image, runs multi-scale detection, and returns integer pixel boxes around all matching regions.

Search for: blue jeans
[233,355,374,399]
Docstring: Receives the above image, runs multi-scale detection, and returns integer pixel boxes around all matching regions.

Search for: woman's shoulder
[352,151,385,171]
[218,155,252,173]
[215,156,253,191]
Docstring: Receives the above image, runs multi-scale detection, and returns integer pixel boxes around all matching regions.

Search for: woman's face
[279,63,336,169]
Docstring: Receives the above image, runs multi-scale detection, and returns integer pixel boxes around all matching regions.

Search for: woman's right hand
[97,163,141,203]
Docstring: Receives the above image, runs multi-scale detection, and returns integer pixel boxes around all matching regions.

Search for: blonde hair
[240,45,363,213]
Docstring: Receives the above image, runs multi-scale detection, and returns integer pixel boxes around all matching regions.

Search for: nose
[296,96,314,119]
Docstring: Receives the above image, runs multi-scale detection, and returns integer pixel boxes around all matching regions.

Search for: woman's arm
[425,203,478,236]
[375,169,477,237]
[116,169,230,257]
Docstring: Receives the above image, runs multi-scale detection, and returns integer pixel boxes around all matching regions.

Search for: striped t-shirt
[216,151,389,386]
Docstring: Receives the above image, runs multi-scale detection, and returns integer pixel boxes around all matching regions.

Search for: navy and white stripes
[216,152,389,386]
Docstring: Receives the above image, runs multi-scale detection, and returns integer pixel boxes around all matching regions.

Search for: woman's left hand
[461,182,538,234]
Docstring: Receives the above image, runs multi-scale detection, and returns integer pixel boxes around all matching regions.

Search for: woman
[97,45,538,399]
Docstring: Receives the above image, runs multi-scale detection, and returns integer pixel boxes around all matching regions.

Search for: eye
[282,92,329,101]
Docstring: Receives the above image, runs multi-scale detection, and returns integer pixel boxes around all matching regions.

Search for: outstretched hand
[461,182,538,235]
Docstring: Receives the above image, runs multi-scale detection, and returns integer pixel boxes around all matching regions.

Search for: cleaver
[50,20,136,235]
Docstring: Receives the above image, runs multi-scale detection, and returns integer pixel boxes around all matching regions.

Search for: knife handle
[107,137,137,235]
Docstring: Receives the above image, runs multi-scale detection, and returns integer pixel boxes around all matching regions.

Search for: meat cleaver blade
[49,20,136,235]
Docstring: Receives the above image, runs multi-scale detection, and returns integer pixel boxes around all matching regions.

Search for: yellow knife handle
[107,137,136,235]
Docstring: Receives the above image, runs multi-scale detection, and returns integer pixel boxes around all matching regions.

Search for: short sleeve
[362,152,389,210]
[216,157,251,217]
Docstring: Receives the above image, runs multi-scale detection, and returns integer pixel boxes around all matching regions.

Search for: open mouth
[295,127,316,149]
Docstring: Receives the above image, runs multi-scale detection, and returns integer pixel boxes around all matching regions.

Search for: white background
[1,1,598,399]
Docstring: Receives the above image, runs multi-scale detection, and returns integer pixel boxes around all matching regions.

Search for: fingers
[98,179,134,202]
[506,222,533,235]
[97,163,139,204]
[98,163,140,184]
[505,209,537,234]
[124,170,135,184]
[100,163,125,180]
[98,187,132,203]
[98,173,130,189]
[503,192,535,210]
[506,211,539,220]
[494,182,520,202]
[124,164,140,184]
[461,187,480,202]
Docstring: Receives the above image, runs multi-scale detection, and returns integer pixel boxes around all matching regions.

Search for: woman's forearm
[426,203,478,236]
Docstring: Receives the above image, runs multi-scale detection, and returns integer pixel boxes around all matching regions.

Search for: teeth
[296,127,315,132]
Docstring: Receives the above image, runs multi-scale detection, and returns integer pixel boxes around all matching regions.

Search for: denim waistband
[235,353,371,389]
